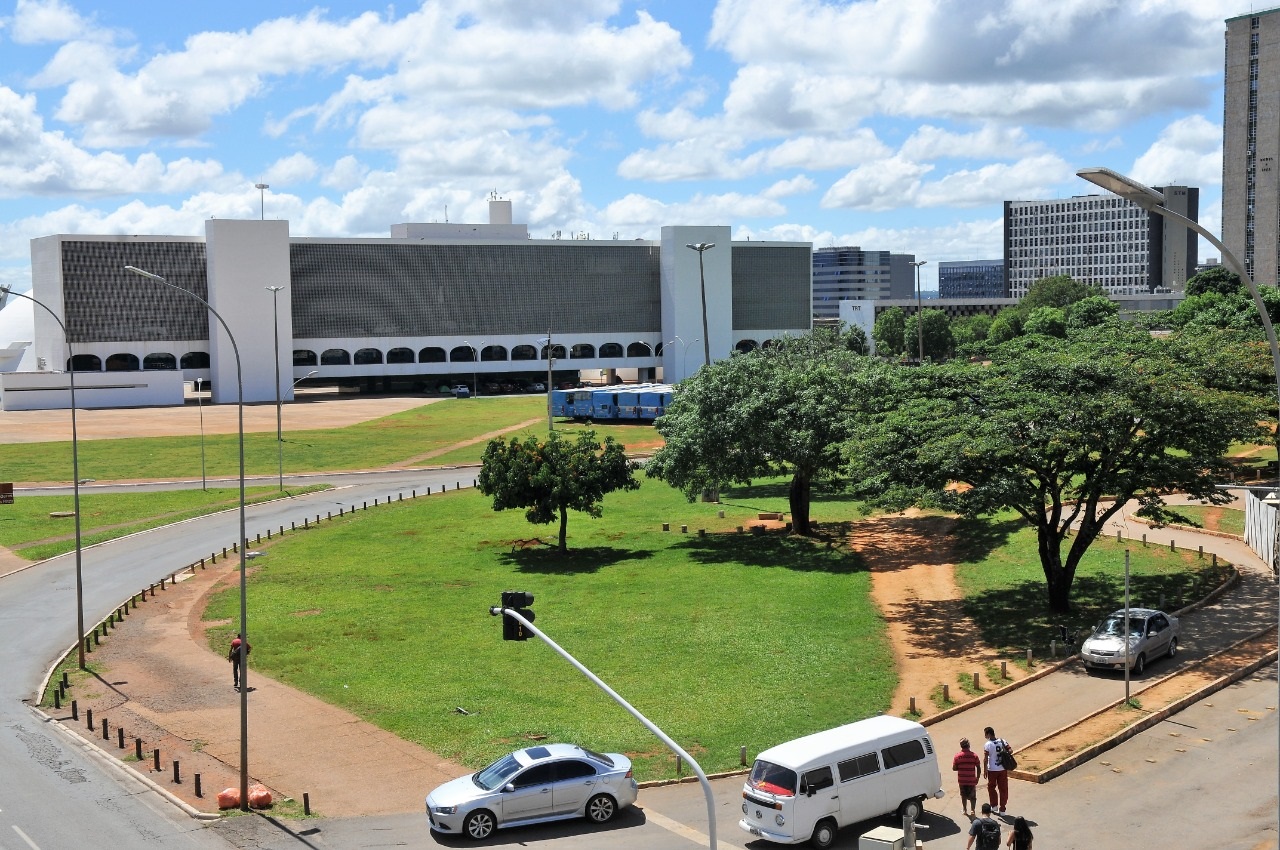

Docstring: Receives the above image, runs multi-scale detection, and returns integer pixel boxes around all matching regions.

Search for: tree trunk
[789,470,812,535]
[1038,524,1073,613]
[558,506,568,552]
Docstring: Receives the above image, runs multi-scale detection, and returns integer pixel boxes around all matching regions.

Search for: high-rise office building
[938,260,1006,298]
[1003,188,1198,299]
[811,246,915,319]
[1223,7,1280,286]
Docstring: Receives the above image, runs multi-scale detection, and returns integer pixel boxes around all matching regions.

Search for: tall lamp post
[195,377,207,490]
[266,285,285,490]
[125,264,252,811]
[254,183,269,220]
[465,339,485,397]
[541,329,555,432]
[909,260,927,363]
[2,287,87,669]
[685,242,715,371]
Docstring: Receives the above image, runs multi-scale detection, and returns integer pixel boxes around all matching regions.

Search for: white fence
[1243,489,1278,571]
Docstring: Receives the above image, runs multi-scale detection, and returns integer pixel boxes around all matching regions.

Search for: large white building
[8,209,812,410]
[1003,188,1198,299]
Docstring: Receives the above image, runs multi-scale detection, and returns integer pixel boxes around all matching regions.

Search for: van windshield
[748,760,796,797]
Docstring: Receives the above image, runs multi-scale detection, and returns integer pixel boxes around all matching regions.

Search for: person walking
[983,726,1010,813]
[1006,816,1033,849]
[227,635,251,690]
[952,737,982,818]
[966,803,1002,850]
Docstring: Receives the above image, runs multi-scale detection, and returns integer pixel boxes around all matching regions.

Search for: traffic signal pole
[490,605,718,849]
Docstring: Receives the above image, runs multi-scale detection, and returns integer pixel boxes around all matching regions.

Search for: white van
[739,716,944,848]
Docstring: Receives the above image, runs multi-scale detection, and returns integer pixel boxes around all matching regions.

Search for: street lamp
[685,242,715,371]
[464,339,485,397]
[125,264,251,811]
[195,377,207,491]
[1,287,87,669]
[539,329,555,432]
[254,183,269,220]
[266,286,285,490]
[909,260,927,363]
[293,369,318,391]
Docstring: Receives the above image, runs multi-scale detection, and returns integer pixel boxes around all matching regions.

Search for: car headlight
[432,805,457,815]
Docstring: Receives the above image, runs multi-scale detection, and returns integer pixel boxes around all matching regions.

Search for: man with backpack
[966,803,1002,850]
[982,725,1011,812]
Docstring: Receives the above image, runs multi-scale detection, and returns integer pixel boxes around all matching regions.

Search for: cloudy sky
[0,0,1244,327]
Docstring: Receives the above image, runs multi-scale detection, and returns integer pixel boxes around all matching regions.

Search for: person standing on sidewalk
[982,726,1010,812]
[228,635,251,690]
[966,803,1002,850]
[952,737,982,818]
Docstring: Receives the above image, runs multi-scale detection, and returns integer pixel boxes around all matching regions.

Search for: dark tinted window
[554,760,597,780]
[801,766,834,794]
[882,739,926,769]
[513,763,556,788]
[837,753,880,782]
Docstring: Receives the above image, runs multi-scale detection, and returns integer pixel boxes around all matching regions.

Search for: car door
[1147,614,1171,655]
[501,762,557,822]
[551,759,599,815]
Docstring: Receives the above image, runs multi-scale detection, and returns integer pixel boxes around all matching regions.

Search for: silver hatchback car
[426,743,638,840]
[1080,608,1180,675]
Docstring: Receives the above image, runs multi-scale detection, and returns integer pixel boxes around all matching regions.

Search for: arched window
[68,354,101,372]
[387,347,414,364]
[143,352,177,370]
[626,342,651,357]
[354,348,383,365]
[320,348,351,365]
[654,341,666,356]
[540,344,567,360]
[760,339,775,349]
[181,351,211,369]
[599,342,624,358]
[105,353,140,371]
[510,345,537,361]
[735,339,758,354]
[419,347,446,363]
[480,345,508,362]
[570,344,595,359]
[293,349,317,366]
[450,346,476,362]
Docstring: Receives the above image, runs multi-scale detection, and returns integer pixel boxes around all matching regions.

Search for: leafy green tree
[850,330,1263,612]
[950,314,993,350]
[986,310,1022,344]
[841,323,870,355]
[873,306,907,356]
[1066,294,1119,330]
[1021,274,1102,312]
[478,430,639,552]
[1023,306,1067,338]
[1185,265,1243,297]
[647,333,893,535]
[903,309,955,360]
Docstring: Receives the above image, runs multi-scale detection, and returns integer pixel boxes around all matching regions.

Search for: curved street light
[1,287,87,668]
[464,339,486,397]
[685,242,715,371]
[195,377,207,491]
[125,264,252,811]
[910,260,927,363]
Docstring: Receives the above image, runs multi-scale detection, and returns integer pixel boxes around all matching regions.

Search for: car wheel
[463,809,496,840]
[585,794,617,824]
[809,817,838,849]
[1167,637,1178,659]
[898,797,923,820]
[1132,653,1145,675]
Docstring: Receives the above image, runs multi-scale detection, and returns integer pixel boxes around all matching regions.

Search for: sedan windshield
[474,754,523,791]
[1095,615,1146,637]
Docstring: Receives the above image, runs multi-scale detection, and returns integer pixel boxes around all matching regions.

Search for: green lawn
[1,486,329,560]
[201,477,893,781]
[1171,505,1246,537]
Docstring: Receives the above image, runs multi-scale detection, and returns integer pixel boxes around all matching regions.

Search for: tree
[646,333,893,535]
[986,310,1022,344]
[950,314,993,350]
[873,306,907,356]
[1023,306,1067,338]
[850,329,1264,612]
[1021,275,1102,312]
[1185,265,1243,298]
[478,429,639,552]
[903,309,955,361]
[1066,294,1119,330]
[840,323,870,355]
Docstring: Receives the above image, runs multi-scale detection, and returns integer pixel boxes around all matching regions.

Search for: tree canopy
[903,308,955,361]
[1021,274,1103,312]
[646,331,893,534]
[478,429,639,552]
[849,327,1264,612]
[872,306,906,356]
[1185,265,1243,298]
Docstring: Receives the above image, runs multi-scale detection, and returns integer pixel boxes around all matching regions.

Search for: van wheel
[897,797,924,820]
[809,817,838,849]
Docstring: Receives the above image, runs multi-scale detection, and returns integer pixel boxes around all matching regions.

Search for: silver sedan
[1080,607,1180,675]
[426,743,639,840]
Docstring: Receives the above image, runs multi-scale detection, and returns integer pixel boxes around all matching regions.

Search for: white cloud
[10,0,94,45]
[1130,114,1222,188]
[822,157,934,211]
[262,153,319,186]
[900,124,1040,161]
[603,191,785,230]
[762,175,815,199]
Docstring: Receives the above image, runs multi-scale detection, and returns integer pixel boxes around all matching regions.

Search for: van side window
[837,753,881,782]
[800,766,834,795]
[881,739,926,769]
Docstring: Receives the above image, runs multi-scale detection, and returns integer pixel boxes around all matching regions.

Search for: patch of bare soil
[854,511,1028,718]
[1015,630,1278,774]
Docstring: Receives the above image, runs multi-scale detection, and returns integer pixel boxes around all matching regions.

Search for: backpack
[996,739,1017,771]
[976,817,1001,850]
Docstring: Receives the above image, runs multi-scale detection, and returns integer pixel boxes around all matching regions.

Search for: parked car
[1080,607,1179,675]
[425,743,638,840]
[454,385,471,398]
[529,381,546,392]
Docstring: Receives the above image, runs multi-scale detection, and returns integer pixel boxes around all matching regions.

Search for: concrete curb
[919,655,1078,727]
[28,702,221,822]
[1125,515,1244,541]
[1011,624,1278,783]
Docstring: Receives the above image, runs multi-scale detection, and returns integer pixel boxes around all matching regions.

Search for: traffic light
[500,590,535,641]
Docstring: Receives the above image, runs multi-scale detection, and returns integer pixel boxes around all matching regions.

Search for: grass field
[1171,505,1246,537]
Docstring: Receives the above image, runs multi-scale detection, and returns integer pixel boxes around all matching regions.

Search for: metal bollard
[1212,553,1217,566]
[62,671,69,688]
[93,630,99,646]
[173,760,181,784]
[1170,539,1175,552]
[1051,639,1057,657]
[268,528,273,538]
[909,696,916,714]
[118,727,125,749]
[54,689,60,710]
[71,700,78,720]
[1001,661,1008,679]
[102,718,109,740]
[303,792,311,816]
[681,525,688,533]
[195,774,202,798]
[153,749,160,772]
[413,489,417,498]
[741,746,748,766]
[676,755,683,775]
[942,684,950,703]
[662,522,670,531]
[304,517,309,528]
[135,738,143,760]
[1027,648,1034,667]
[973,672,979,690]
[86,708,93,730]
[1198,545,1203,559]
[698,529,706,536]
[1141,533,1146,546]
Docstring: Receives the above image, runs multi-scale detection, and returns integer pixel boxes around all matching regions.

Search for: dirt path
[392,417,543,466]
[855,511,1027,717]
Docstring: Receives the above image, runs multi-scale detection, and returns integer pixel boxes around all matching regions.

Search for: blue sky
[0,0,1246,342]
